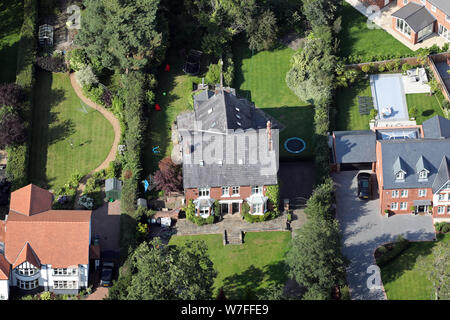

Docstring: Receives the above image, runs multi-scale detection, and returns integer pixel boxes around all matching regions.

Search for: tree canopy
[110,239,216,300]
[76,0,168,72]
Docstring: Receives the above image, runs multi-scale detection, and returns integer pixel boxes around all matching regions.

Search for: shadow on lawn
[221,260,288,300]
[0,41,20,84]
[29,70,67,188]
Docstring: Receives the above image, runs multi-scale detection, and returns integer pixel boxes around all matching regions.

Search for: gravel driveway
[333,171,436,300]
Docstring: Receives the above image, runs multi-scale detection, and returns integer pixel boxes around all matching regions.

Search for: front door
[232,203,239,215]
[221,203,229,216]
[418,205,425,213]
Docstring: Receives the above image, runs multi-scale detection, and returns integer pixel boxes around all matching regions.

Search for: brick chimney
[266,121,272,151]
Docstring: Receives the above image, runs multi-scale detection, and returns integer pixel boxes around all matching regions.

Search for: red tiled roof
[0,254,9,280]
[9,184,53,216]
[4,184,92,268]
[5,211,92,268]
[0,220,5,244]
[12,242,40,269]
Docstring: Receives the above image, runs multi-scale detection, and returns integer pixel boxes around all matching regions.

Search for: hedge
[6,0,38,190]
[376,235,410,267]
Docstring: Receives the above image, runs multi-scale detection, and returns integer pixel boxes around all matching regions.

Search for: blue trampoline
[284,137,306,154]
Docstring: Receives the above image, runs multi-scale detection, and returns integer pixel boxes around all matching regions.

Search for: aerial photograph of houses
[0,0,448,307]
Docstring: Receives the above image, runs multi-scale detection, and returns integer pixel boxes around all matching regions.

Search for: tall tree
[76,0,167,72]
[124,239,216,300]
[0,106,26,149]
[301,0,339,28]
[286,214,348,300]
[417,240,450,300]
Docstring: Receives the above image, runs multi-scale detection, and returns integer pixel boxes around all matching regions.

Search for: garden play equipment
[105,178,122,201]
[152,146,160,154]
[155,104,161,111]
[284,137,306,154]
[183,49,202,75]
[165,64,171,72]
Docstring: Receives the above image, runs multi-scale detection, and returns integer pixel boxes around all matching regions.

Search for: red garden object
[155,104,161,111]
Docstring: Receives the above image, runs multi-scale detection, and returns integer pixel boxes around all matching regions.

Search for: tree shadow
[0,41,20,84]
[29,70,67,186]
[421,109,435,117]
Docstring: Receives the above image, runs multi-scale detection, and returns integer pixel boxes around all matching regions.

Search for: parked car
[357,172,371,200]
[100,262,114,287]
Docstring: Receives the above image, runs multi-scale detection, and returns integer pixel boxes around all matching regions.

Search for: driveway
[91,201,121,253]
[333,171,436,300]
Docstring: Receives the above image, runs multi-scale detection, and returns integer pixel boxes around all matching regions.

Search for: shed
[38,24,54,47]
[105,178,122,201]
[137,198,147,208]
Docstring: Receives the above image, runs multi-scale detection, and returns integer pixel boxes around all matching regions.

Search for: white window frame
[396,18,411,38]
[437,206,445,215]
[392,190,399,198]
[53,268,77,276]
[251,186,262,195]
[401,190,408,198]
[15,263,38,276]
[431,5,436,12]
[391,202,399,210]
[53,280,78,290]
[419,170,428,180]
[438,193,445,201]
[17,279,39,290]
[418,189,427,197]
[400,202,408,210]
[252,203,263,214]
[199,206,209,218]
[403,0,408,4]
[231,186,240,196]
[221,187,229,197]
[446,15,450,23]
[198,187,210,197]
[447,206,450,214]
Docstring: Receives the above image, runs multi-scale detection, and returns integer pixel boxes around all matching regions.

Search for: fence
[427,52,450,102]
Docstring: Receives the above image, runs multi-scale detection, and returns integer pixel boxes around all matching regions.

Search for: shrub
[153,157,183,193]
[205,62,221,84]
[40,291,51,300]
[0,106,27,148]
[376,235,410,267]
[435,222,450,233]
[0,83,26,108]
[78,194,94,210]
[402,63,411,73]
[361,64,370,74]
[409,106,418,118]
[378,64,386,73]
[83,85,104,105]
[377,245,388,254]
[75,66,98,88]
[369,108,378,120]
[36,55,67,73]
[442,100,450,110]
[67,48,89,71]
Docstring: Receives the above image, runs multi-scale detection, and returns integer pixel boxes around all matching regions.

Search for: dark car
[100,262,114,287]
[357,172,371,200]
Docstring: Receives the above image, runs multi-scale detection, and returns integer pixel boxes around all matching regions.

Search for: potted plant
[410,206,416,215]
[384,209,389,217]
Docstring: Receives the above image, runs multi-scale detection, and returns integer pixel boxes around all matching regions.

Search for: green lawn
[406,93,446,124]
[380,234,449,300]
[335,78,372,131]
[143,50,202,174]
[338,2,414,61]
[0,0,24,83]
[169,231,291,299]
[233,41,314,160]
[29,70,115,189]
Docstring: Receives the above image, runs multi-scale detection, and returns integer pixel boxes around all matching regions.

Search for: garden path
[69,73,121,209]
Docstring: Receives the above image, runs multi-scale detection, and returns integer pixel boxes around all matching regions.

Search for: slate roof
[429,0,450,16]
[392,2,436,32]
[432,156,450,193]
[422,116,450,139]
[177,88,279,189]
[333,130,377,164]
[380,139,450,190]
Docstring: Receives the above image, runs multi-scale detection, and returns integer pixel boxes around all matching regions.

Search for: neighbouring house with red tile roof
[0,184,92,300]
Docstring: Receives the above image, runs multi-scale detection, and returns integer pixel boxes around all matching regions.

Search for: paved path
[69,73,121,207]
[333,171,436,300]
[174,212,305,237]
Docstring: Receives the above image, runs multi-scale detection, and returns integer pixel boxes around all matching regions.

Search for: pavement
[333,171,436,300]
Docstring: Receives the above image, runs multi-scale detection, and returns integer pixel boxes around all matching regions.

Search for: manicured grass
[380,234,449,300]
[169,231,291,299]
[233,41,314,160]
[143,50,202,174]
[338,2,414,62]
[0,0,24,83]
[29,70,115,189]
[406,93,445,125]
[335,78,372,131]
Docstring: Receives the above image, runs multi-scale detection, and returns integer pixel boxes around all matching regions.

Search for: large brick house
[176,83,279,218]
[0,184,92,300]
[392,0,450,44]
[332,115,450,222]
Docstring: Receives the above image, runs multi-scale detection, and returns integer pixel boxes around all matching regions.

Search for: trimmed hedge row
[376,236,410,267]
[6,0,38,190]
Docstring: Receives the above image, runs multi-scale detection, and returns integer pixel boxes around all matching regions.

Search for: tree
[153,157,183,193]
[286,214,348,300]
[0,106,26,149]
[205,62,222,85]
[125,239,217,299]
[301,0,339,28]
[247,10,278,52]
[0,84,25,109]
[75,66,98,88]
[417,240,450,300]
[75,0,168,72]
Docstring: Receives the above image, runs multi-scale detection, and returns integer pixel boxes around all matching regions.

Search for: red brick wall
[380,188,433,214]
[396,0,450,33]
[185,186,269,214]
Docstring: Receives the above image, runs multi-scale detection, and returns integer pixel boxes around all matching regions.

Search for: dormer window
[236,121,241,126]
[418,170,428,180]
[395,171,405,180]
[236,114,241,119]
[235,107,240,112]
